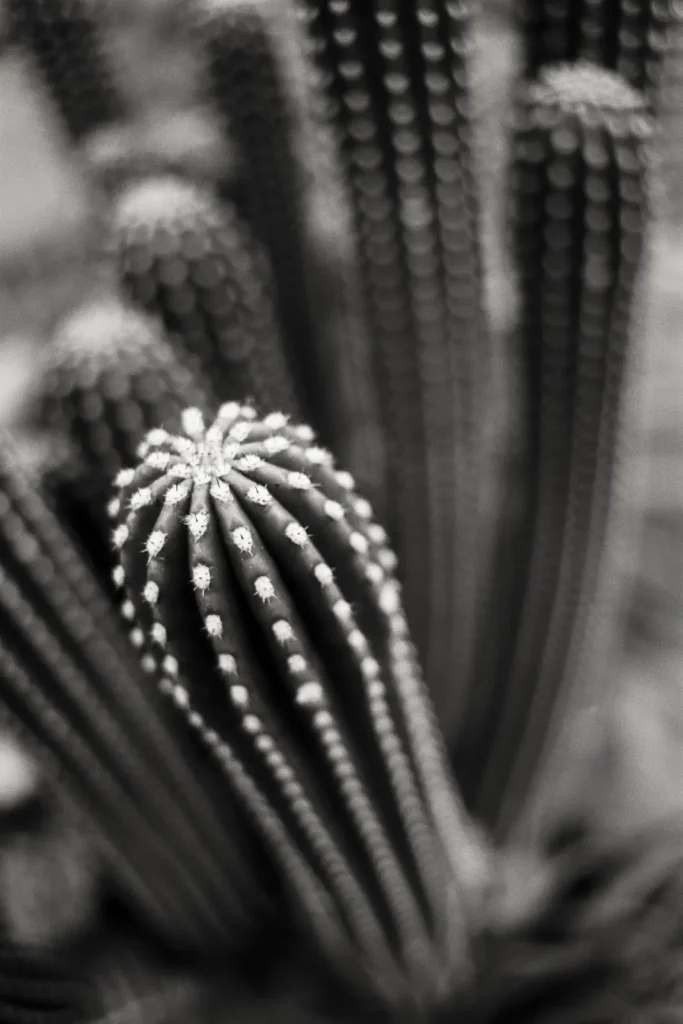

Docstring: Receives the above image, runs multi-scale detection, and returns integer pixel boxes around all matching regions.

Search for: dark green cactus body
[113,403,491,1013]
[0,431,271,952]
[294,0,490,731]
[0,946,90,1024]
[6,0,125,141]
[38,296,211,547]
[110,175,299,418]
[192,0,379,486]
[458,65,651,839]
[519,0,683,107]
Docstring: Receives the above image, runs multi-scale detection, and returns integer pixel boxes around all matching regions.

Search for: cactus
[293,0,491,729]
[519,0,683,108]
[0,945,89,1024]
[456,65,652,839]
[192,0,373,477]
[112,402,491,1012]
[6,0,126,142]
[37,295,211,549]
[109,175,299,417]
[0,430,271,952]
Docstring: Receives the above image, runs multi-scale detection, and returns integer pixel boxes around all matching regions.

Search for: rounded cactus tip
[113,173,218,232]
[528,62,650,119]
[49,297,165,372]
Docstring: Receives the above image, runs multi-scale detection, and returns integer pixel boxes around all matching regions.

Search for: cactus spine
[519,0,683,108]
[110,175,299,417]
[459,65,652,838]
[0,431,270,951]
[294,0,490,729]
[6,0,125,142]
[113,403,490,1013]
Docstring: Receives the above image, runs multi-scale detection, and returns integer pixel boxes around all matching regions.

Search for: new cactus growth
[519,0,683,108]
[0,430,271,951]
[294,0,490,726]
[110,175,299,417]
[38,296,211,544]
[459,65,652,838]
[112,402,490,1012]
[6,0,125,142]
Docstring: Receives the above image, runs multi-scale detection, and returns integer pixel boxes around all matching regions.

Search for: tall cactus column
[460,65,652,840]
[295,0,490,732]
[113,402,491,1014]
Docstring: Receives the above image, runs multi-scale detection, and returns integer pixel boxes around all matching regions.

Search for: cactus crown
[111,402,489,1011]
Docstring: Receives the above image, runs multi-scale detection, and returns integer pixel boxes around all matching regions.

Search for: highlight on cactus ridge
[0,429,273,952]
[519,0,683,109]
[6,0,126,142]
[109,174,300,417]
[294,0,492,736]
[456,63,653,839]
[111,401,491,1013]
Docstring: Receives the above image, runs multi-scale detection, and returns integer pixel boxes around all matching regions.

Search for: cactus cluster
[1,0,683,1021]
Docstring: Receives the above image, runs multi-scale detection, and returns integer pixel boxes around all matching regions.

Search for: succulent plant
[6,0,126,142]
[292,0,491,728]
[519,0,683,108]
[109,175,299,417]
[456,64,652,839]
[112,402,491,1013]
[0,430,271,951]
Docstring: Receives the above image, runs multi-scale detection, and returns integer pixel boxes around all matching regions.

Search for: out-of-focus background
[1,0,683,837]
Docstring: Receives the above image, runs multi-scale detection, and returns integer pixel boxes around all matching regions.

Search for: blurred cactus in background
[0,0,682,1021]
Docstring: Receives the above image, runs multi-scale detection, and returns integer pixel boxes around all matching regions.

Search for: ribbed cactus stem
[109,175,299,417]
[519,0,683,108]
[0,432,270,951]
[192,0,361,463]
[38,296,211,538]
[6,0,125,141]
[294,0,490,725]
[113,403,491,1012]
[0,945,89,1024]
[461,65,652,838]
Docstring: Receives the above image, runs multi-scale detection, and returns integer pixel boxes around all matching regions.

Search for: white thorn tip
[193,564,212,591]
